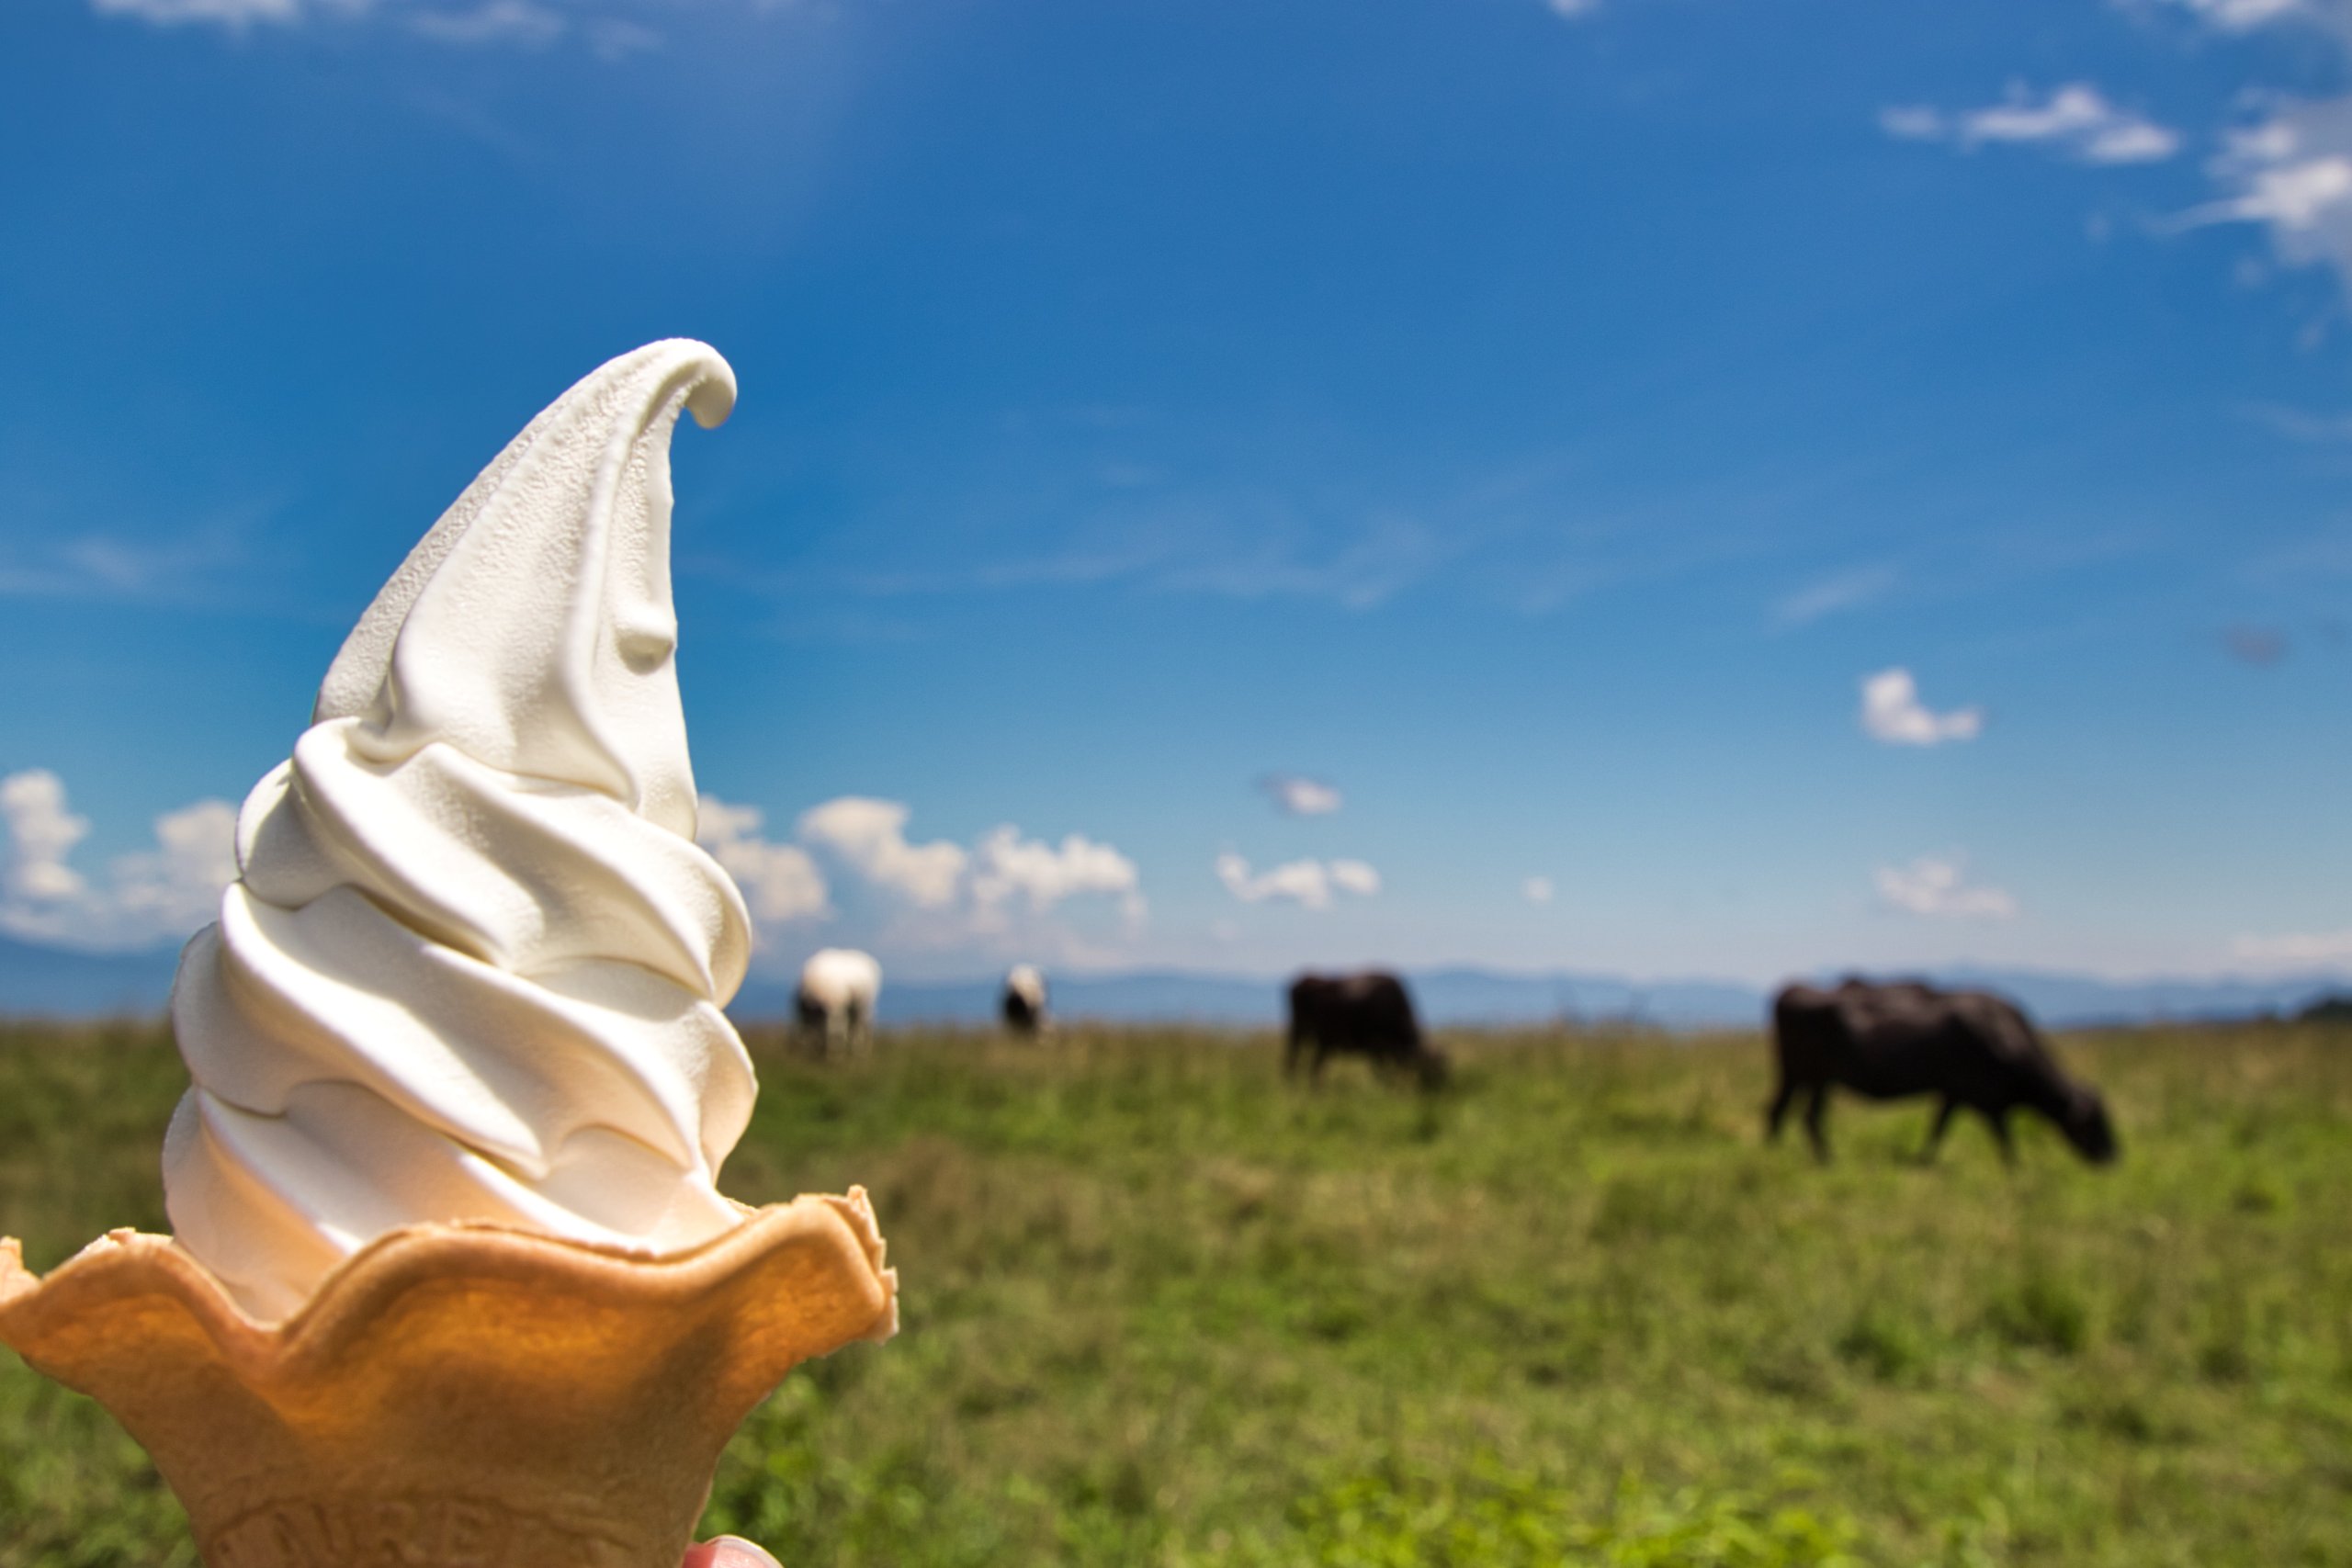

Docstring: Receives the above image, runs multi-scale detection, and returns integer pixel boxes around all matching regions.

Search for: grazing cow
[1001,964,1048,1035]
[1769,978,2117,1165]
[1286,971,1448,1091]
[796,948,882,1058]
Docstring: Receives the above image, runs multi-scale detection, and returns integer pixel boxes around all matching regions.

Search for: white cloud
[696,795,831,926]
[1545,0,1600,16]
[1882,83,2181,165]
[2233,929,2352,964]
[1522,875,1555,905]
[1215,852,1381,910]
[1860,667,1984,746]
[787,796,1145,950]
[109,800,239,937]
[2218,137,2352,229]
[1258,773,1343,817]
[2177,109,2352,283]
[1,770,237,950]
[1875,852,2018,919]
[796,797,969,908]
[970,826,1144,920]
[0,772,92,905]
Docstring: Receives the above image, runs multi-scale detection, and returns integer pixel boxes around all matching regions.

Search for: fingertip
[686,1536,783,1568]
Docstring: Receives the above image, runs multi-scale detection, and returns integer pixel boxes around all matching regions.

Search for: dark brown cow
[1286,971,1448,1091]
[1769,978,2116,1165]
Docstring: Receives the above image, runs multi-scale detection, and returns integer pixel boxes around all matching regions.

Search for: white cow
[796,948,882,1057]
[1001,964,1048,1035]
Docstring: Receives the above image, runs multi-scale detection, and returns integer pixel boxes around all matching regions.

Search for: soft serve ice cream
[164,340,759,1322]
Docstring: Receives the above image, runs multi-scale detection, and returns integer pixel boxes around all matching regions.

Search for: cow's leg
[1985,1108,2017,1167]
[1765,1077,1797,1143]
[1284,1026,1308,1079]
[1309,1041,1330,1088]
[1917,1098,1959,1163]
[1803,1087,1831,1162]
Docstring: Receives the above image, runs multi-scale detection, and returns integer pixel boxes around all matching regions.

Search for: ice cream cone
[0,1191,895,1568]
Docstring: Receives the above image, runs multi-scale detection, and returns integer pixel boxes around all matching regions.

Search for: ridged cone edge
[0,1194,896,1568]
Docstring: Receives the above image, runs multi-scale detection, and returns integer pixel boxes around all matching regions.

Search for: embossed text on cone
[0,1193,895,1568]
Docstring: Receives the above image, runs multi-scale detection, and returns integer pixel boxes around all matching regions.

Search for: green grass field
[5,1019,2350,1567]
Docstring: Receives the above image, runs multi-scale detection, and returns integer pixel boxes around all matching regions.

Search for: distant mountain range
[14,931,2342,1032]
[0,933,184,1018]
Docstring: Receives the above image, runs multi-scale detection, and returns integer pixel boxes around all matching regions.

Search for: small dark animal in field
[1002,964,1048,1035]
[1768,978,2116,1166]
[2296,992,2352,1025]
[1286,971,1449,1091]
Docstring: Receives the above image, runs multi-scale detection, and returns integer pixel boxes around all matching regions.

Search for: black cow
[1286,972,1448,1091]
[1768,978,2117,1165]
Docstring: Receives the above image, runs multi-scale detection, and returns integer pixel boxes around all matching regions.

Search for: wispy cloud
[407,0,564,46]
[1882,83,2181,165]
[1875,852,2017,919]
[801,504,1454,615]
[1773,564,1898,628]
[2233,928,2352,965]
[2117,0,2352,293]
[1157,513,1444,611]
[586,16,659,59]
[0,770,237,951]
[1521,875,1555,905]
[89,0,669,52]
[0,525,254,606]
[91,0,302,24]
[2133,0,2310,32]
[1258,773,1343,817]
[1215,852,1380,910]
[1859,668,1984,746]
[2245,402,2352,441]
[2177,109,2352,287]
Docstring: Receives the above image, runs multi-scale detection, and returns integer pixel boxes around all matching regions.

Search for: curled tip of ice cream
[165,342,760,1322]
[315,339,738,839]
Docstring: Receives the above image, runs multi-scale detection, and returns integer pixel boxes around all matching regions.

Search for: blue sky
[4,0,2351,985]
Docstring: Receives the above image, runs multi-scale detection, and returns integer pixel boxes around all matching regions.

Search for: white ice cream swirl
[164,342,760,1322]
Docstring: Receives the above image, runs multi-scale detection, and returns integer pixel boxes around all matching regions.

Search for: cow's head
[2058,1086,2119,1165]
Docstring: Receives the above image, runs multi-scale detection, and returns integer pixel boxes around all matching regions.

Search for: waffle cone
[0,1192,896,1568]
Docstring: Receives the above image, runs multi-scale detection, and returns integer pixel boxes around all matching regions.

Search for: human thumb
[682,1537,783,1568]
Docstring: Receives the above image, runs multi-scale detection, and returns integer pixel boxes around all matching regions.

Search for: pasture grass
[4,1019,2351,1566]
